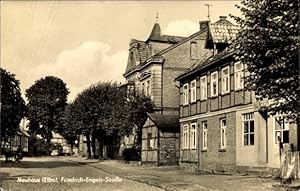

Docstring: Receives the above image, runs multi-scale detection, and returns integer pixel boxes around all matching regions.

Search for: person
[15,145,23,163]
[4,144,10,162]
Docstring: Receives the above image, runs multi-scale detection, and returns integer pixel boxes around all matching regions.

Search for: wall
[236,109,267,167]
[199,112,237,172]
[267,115,299,168]
[141,118,158,163]
[159,131,180,165]
[162,31,211,112]
[149,41,173,55]
[180,60,254,118]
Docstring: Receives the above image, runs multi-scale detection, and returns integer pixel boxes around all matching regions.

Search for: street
[0,157,163,191]
[1,156,296,191]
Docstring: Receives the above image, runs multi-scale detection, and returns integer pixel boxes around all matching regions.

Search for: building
[123,20,212,165]
[142,113,180,165]
[175,16,299,172]
[6,118,30,153]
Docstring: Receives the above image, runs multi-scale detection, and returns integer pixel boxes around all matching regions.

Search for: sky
[1,0,241,101]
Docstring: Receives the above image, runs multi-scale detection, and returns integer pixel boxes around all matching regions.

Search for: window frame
[242,113,255,146]
[202,121,208,150]
[190,80,197,103]
[211,71,218,97]
[221,66,230,94]
[274,115,290,144]
[200,76,207,100]
[147,133,153,150]
[182,124,189,149]
[220,118,227,149]
[190,122,197,149]
[183,83,189,105]
[235,62,244,90]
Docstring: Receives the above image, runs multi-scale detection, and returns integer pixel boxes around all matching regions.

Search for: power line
[34,0,60,63]
[28,1,54,65]
[19,0,37,66]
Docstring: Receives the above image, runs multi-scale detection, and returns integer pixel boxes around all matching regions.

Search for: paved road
[0,157,163,191]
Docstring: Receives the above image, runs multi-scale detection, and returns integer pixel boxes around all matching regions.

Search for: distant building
[7,118,30,153]
[123,20,212,165]
[176,16,299,172]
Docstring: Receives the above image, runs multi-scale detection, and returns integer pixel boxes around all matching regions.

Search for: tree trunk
[98,133,104,159]
[86,133,91,159]
[91,130,96,159]
[70,142,74,156]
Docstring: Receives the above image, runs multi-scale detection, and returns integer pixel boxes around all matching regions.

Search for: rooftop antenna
[155,12,159,23]
[205,4,212,22]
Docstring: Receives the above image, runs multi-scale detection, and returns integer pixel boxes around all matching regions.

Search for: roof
[17,129,30,137]
[124,22,186,76]
[147,113,180,132]
[135,40,148,63]
[209,17,239,44]
[176,17,240,81]
[176,48,236,81]
[146,23,185,43]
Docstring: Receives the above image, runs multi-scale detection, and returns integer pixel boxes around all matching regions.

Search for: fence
[280,151,300,179]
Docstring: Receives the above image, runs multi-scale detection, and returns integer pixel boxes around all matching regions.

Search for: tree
[62,101,81,155]
[0,68,26,143]
[26,76,69,153]
[122,91,153,146]
[66,81,153,159]
[232,0,299,117]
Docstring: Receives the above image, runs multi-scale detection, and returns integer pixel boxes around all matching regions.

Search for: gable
[143,117,156,128]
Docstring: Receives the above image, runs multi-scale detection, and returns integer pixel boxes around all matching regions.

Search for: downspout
[157,128,160,166]
[265,114,268,163]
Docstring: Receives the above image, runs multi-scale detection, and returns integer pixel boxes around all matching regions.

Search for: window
[221,66,230,94]
[141,82,145,94]
[220,118,227,149]
[190,123,197,149]
[235,62,244,90]
[147,133,152,150]
[146,80,151,96]
[190,80,197,103]
[190,42,198,59]
[200,76,207,100]
[182,125,189,149]
[183,83,189,105]
[274,116,289,144]
[211,71,218,97]
[202,121,208,150]
[243,113,254,146]
[147,133,153,150]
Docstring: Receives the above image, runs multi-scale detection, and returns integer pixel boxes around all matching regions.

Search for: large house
[175,16,299,172]
[123,20,212,165]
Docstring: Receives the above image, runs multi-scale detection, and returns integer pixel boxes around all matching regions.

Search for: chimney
[219,16,227,21]
[199,21,209,32]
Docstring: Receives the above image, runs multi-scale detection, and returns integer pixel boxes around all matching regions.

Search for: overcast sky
[1,1,241,101]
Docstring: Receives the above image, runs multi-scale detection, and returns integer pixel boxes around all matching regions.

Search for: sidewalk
[66,156,295,191]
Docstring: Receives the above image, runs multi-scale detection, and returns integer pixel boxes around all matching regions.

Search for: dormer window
[190,42,198,59]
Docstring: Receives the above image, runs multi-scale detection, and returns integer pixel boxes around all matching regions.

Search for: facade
[123,20,212,164]
[176,16,299,172]
[142,113,180,165]
[6,118,30,153]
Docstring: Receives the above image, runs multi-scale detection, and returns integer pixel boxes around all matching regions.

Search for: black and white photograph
[0,0,299,190]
